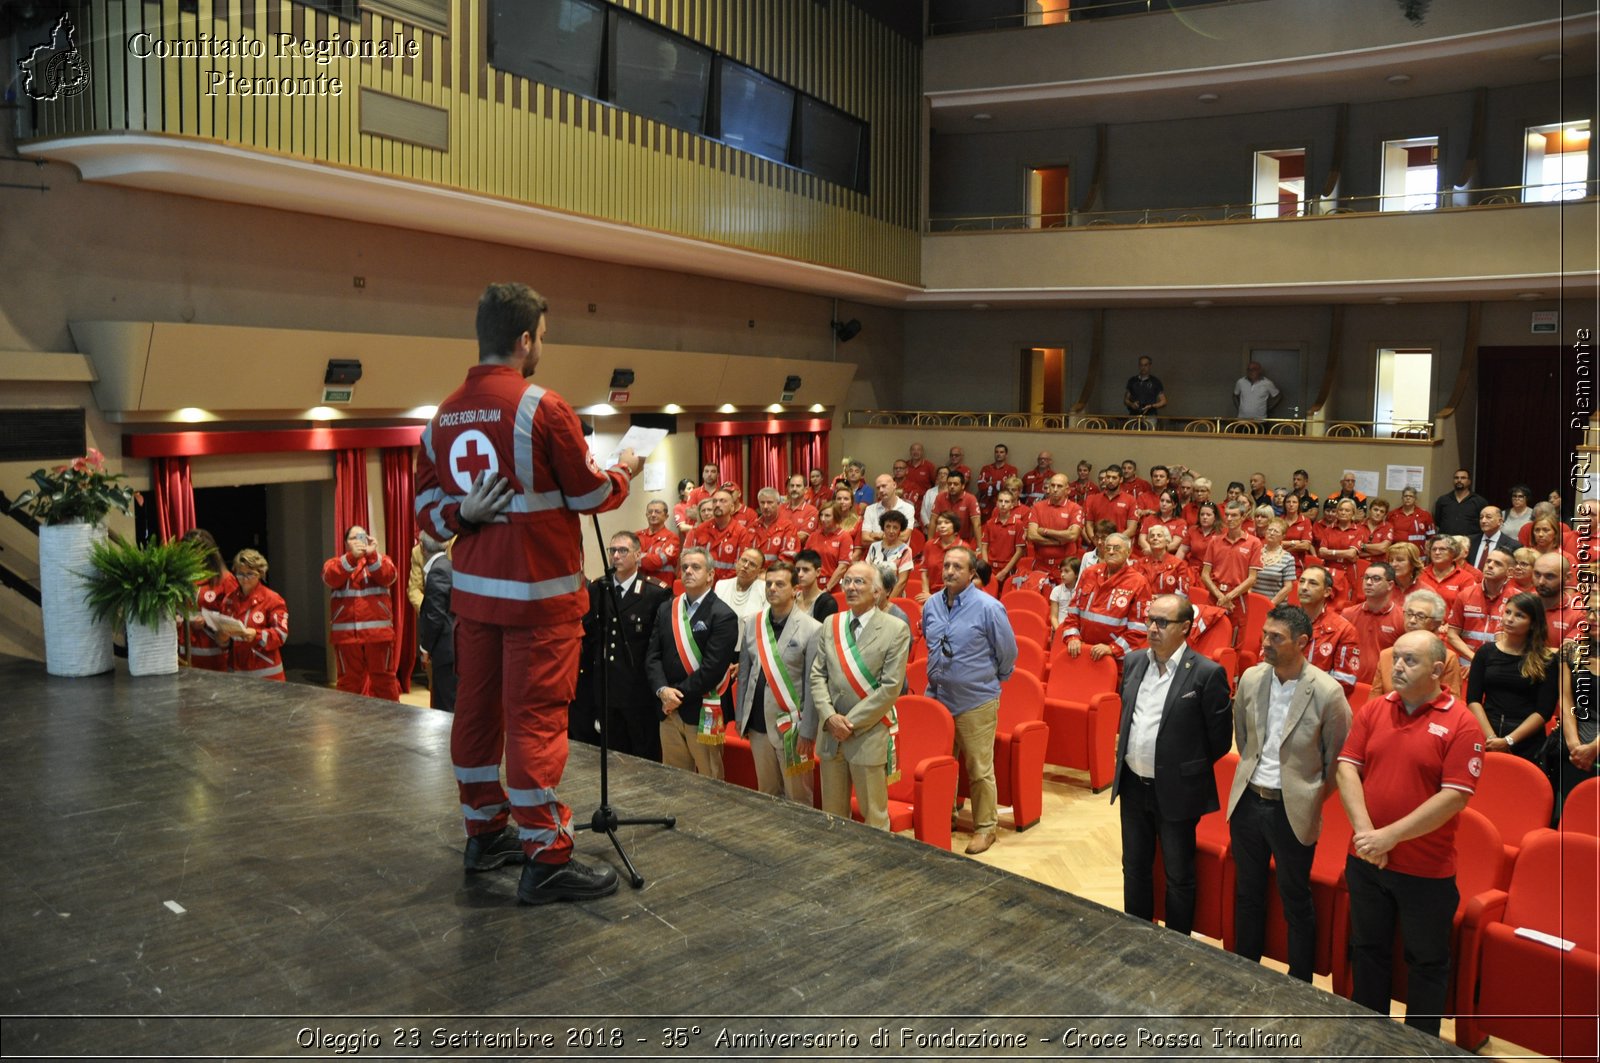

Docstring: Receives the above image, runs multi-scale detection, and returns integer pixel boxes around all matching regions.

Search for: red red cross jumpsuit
[322,548,401,701]
[181,571,238,671]
[224,582,290,681]
[415,364,631,866]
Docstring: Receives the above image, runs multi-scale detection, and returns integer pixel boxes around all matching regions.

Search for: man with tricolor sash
[735,561,823,805]
[646,546,738,780]
[810,561,913,830]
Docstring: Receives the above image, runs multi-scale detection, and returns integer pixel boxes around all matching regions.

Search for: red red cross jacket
[225,582,289,680]
[414,364,631,627]
[182,571,238,670]
[1060,562,1151,659]
[322,550,398,645]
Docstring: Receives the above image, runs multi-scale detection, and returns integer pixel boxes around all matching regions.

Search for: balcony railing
[847,410,1438,441]
[928,181,1598,233]
[930,0,1245,35]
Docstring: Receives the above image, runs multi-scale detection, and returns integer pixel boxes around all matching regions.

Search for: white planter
[127,618,179,676]
[39,521,114,677]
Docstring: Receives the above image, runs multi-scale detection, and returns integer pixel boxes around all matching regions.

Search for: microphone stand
[573,512,675,889]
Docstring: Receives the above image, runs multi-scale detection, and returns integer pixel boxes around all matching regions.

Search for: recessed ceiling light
[583,403,618,417]
[1386,73,1412,85]
[1193,299,1214,308]
[1379,296,1403,305]
[1516,291,1543,301]
[766,403,784,414]
[663,403,684,414]
[405,404,438,420]
[971,302,990,310]
[176,407,209,423]
[718,403,737,414]
[1539,53,1563,63]
[809,404,826,413]
[1197,93,1219,103]
[308,406,338,420]
[972,112,992,121]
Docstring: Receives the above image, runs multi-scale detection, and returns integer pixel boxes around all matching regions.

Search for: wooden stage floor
[0,656,1469,1061]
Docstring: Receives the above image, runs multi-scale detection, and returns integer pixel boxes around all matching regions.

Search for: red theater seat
[1042,645,1120,791]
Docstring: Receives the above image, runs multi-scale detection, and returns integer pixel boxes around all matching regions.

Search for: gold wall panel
[36,0,919,284]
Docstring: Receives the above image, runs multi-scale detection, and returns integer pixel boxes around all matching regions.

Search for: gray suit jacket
[1226,660,1353,845]
[736,608,822,746]
[810,609,911,766]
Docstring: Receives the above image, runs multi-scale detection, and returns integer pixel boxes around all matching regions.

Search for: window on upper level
[1374,347,1433,437]
[490,0,606,100]
[1252,149,1305,219]
[610,15,712,134]
[1380,137,1439,212]
[1524,121,1590,203]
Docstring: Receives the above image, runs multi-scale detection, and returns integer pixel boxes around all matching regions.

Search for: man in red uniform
[749,487,799,565]
[903,441,938,499]
[1444,548,1513,662]
[1533,552,1584,647]
[220,548,289,680]
[945,445,972,485]
[686,463,719,508]
[982,488,1029,594]
[930,469,983,548]
[1083,465,1139,547]
[726,483,758,529]
[637,499,680,588]
[1389,486,1434,548]
[889,458,925,517]
[414,281,640,906]
[1297,565,1361,696]
[1119,460,1153,498]
[1020,450,1053,507]
[1060,533,1150,661]
[1343,562,1406,684]
[1337,630,1483,1037]
[685,489,754,582]
[975,443,1018,520]
[781,473,819,546]
[322,524,401,700]
[1027,472,1085,568]
[1201,500,1262,631]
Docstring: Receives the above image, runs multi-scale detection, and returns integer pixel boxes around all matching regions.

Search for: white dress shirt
[1248,670,1300,790]
[1124,648,1179,778]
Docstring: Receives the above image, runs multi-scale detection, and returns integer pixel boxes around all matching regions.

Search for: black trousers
[569,699,662,763]
[1118,765,1200,935]
[1344,855,1458,1036]
[1230,789,1317,980]
[428,655,457,712]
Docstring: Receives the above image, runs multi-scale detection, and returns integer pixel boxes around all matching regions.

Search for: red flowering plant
[9,448,141,525]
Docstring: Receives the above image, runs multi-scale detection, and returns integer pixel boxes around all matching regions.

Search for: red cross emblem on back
[448,429,499,493]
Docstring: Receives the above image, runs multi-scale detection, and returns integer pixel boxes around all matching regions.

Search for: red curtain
[334,449,370,537]
[382,448,418,694]
[791,431,829,487]
[700,436,744,495]
[150,457,196,542]
[749,434,788,497]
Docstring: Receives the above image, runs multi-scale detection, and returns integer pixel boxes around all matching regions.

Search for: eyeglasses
[1148,616,1181,630]
[937,638,953,658]
[606,546,632,554]
[839,577,871,587]
[1401,609,1435,622]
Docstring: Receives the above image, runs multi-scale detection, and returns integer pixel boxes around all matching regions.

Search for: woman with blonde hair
[220,549,289,681]
[1385,541,1423,603]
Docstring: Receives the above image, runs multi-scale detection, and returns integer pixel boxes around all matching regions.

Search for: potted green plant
[81,537,209,676]
[9,449,140,677]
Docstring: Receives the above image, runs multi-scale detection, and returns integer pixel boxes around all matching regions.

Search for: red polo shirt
[1084,489,1138,536]
[984,510,1028,570]
[1338,691,1483,877]
[1028,497,1085,565]
[1389,507,1435,547]
[1205,531,1262,594]
[930,490,983,546]
[1342,599,1405,683]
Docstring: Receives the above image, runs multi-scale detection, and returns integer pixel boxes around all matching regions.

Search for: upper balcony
[925,0,1596,131]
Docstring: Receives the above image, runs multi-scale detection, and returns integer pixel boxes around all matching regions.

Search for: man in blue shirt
[922,546,1018,855]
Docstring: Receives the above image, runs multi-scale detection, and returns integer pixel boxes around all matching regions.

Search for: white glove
[459,473,513,526]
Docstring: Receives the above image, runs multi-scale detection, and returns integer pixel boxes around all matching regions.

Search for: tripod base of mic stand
[574,805,676,890]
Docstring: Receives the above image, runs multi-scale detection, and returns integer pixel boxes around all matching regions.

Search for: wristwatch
[1504,735,1516,749]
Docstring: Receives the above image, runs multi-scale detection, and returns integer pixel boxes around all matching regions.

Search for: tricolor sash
[672,595,730,745]
[755,608,812,776]
[831,612,900,784]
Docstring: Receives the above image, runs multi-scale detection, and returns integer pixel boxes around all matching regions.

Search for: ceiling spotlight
[1379,296,1403,305]
[176,407,209,423]
[971,302,990,310]
[766,404,784,414]
[718,403,737,413]
[831,319,862,343]
[663,403,684,414]
[308,406,338,421]
[1193,299,1214,308]
[1197,92,1219,103]
[972,112,992,121]
[583,403,618,417]
[406,404,438,420]
[1516,292,1543,301]
[1539,53,1563,63]
[809,403,826,413]
[1386,73,1412,85]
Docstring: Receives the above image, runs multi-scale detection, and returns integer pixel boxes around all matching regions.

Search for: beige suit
[810,608,912,830]
[736,607,822,804]
[1228,660,1352,844]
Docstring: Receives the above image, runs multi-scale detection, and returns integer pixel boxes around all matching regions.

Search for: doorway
[1026,165,1070,228]
[1021,347,1069,413]
[1245,347,1306,420]
[1475,346,1571,508]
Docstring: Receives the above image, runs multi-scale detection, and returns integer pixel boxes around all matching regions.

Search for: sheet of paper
[200,608,248,637]
[1385,465,1424,492]
[1346,469,1380,496]
[604,426,667,466]
[641,462,667,492]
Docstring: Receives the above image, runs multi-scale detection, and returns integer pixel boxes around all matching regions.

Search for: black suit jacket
[416,556,454,664]
[1109,644,1233,820]
[1466,530,1510,569]
[644,592,738,719]
[575,574,670,710]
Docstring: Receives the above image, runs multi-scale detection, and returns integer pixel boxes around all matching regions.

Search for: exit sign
[608,389,631,404]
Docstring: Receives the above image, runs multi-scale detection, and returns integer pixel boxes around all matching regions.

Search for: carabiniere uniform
[571,573,670,762]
